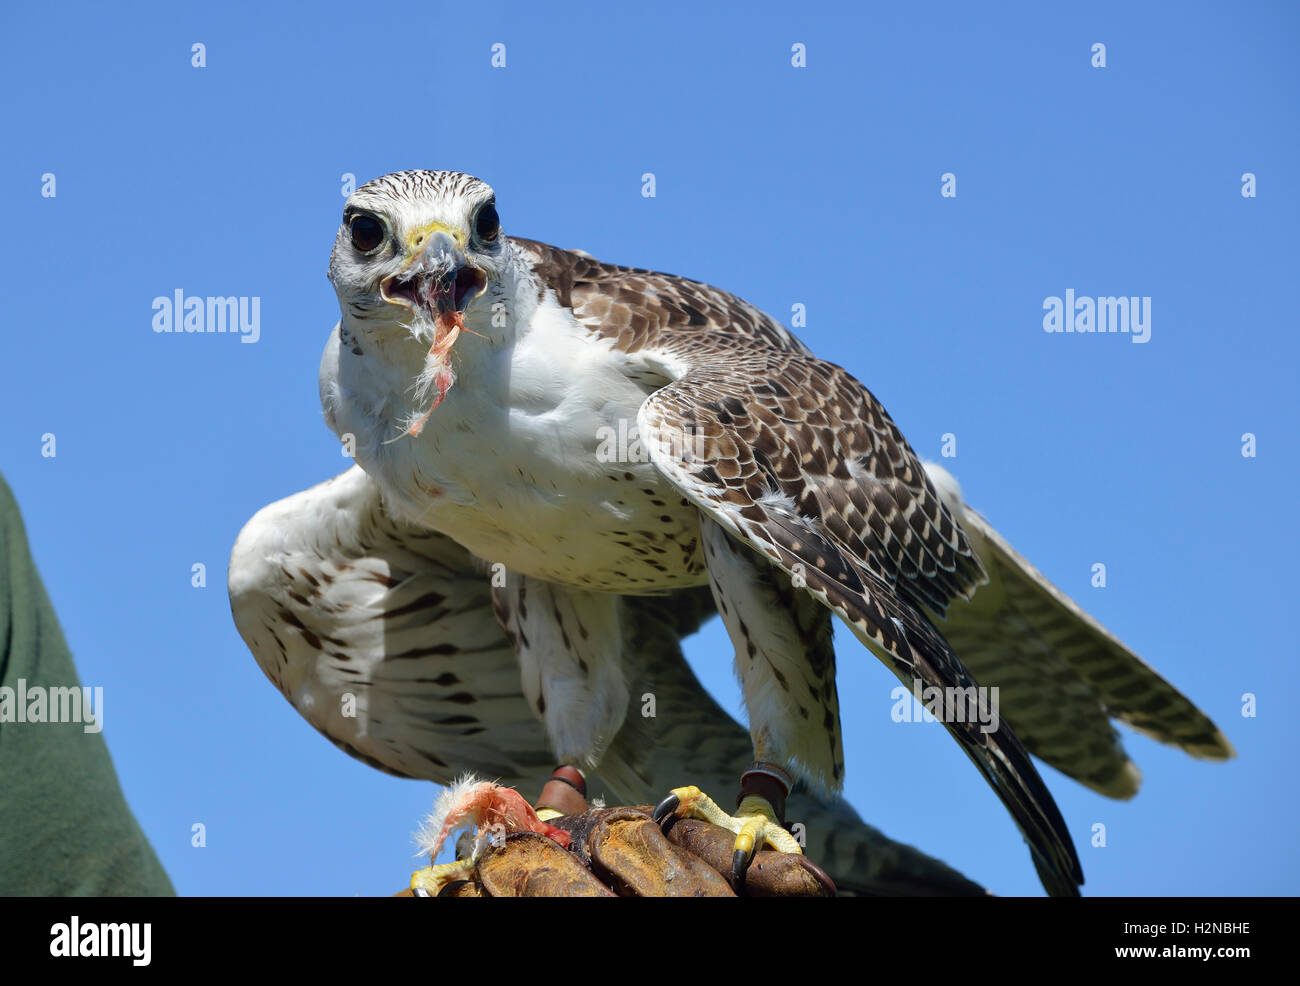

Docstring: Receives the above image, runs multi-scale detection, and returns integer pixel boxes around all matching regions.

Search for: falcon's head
[328,170,510,342]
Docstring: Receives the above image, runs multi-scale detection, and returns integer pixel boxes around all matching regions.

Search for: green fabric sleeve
[0,474,175,895]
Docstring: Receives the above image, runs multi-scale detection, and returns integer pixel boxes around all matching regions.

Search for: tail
[749,510,1085,896]
[866,592,1084,896]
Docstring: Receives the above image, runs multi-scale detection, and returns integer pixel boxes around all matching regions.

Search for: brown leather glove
[398,802,836,898]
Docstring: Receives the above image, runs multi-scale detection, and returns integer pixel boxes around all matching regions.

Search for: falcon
[229,170,1232,896]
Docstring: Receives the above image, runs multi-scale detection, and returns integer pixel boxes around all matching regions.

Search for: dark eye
[475,202,500,242]
[349,214,384,253]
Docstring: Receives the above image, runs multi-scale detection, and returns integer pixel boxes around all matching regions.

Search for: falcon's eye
[349,214,385,254]
[475,202,500,243]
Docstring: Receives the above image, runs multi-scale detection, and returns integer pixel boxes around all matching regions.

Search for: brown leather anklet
[537,765,588,817]
[738,761,793,823]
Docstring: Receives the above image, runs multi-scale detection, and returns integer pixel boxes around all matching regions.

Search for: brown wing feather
[517,237,985,616]
[512,236,812,356]
[634,363,1082,895]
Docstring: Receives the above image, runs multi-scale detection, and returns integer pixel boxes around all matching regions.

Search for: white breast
[321,292,707,591]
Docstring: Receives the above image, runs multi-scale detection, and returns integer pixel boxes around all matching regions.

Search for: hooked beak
[380,226,487,324]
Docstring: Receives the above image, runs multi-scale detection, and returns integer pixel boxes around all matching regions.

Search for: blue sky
[1,0,1295,896]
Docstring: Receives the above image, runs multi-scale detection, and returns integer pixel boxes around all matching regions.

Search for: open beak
[380,227,487,325]
[376,225,488,440]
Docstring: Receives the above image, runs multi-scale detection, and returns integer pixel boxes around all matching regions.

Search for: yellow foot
[409,859,475,896]
[652,786,801,890]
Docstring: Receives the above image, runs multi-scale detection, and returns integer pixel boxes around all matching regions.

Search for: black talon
[731,847,751,892]
[651,793,680,825]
